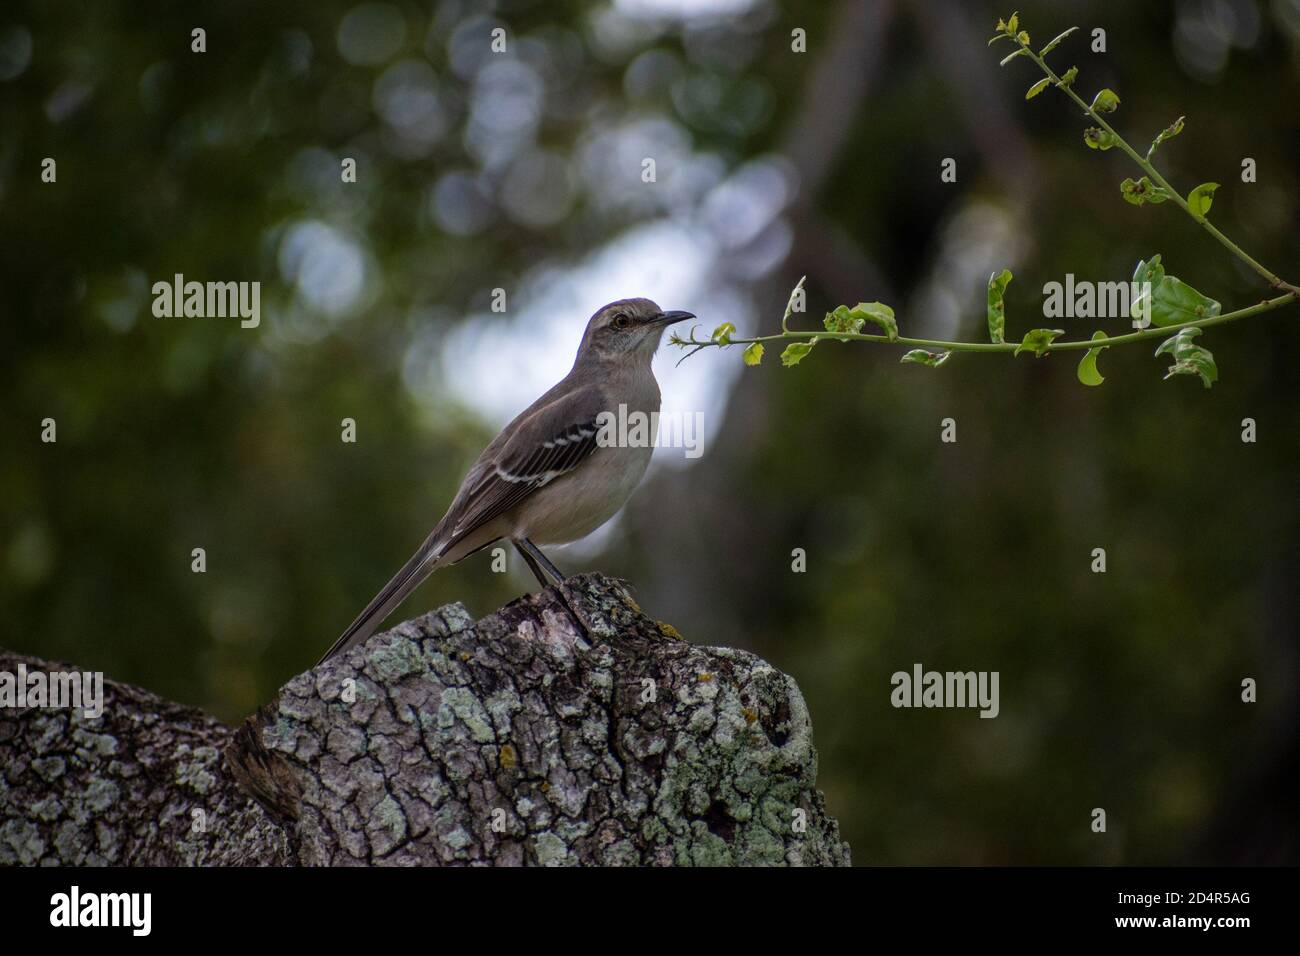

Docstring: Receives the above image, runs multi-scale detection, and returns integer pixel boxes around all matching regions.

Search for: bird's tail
[316,537,444,666]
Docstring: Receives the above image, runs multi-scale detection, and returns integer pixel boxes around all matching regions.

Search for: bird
[317,297,695,665]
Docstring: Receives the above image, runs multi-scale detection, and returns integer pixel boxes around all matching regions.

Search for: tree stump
[2,573,850,866]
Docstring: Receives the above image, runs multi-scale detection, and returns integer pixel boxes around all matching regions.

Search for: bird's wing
[316,384,608,667]
[439,384,607,551]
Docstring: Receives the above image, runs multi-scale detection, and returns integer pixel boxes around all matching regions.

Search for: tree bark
[1,573,850,866]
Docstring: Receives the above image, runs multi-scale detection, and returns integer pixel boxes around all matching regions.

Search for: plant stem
[1023,45,1299,295]
[677,22,1300,365]
[690,293,1296,356]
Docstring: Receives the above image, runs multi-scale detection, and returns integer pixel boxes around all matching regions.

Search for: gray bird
[318,298,695,665]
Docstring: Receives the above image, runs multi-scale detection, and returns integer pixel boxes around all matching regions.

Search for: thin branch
[675,14,1299,371]
[677,292,1296,356]
[1019,41,1300,296]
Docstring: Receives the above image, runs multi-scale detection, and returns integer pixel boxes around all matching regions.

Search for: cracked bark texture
[0,651,291,865]
[3,573,850,866]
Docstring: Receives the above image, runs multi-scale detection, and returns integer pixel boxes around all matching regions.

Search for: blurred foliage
[2,0,1298,864]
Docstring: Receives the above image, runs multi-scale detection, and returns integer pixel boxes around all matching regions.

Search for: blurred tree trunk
[1,574,849,866]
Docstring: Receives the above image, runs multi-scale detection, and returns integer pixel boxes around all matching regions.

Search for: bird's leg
[513,537,589,639]
[511,537,552,589]
[515,537,567,586]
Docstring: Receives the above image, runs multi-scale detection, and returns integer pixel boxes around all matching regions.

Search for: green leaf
[1131,254,1166,292]
[1089,88,1120,113]
[986,268,1013,344]
[1083,127,1118,150]
[822,305,863,335]
[900,349,952,368]
[856,301,897,340]
[1016,30,1031,45]
[1077,331,1109,386]
[1000,47,1028,66]
[1039,26,1078,55]
[1056,65,1078,88]
[1130,255,1164,324]
[780,340,817,367]
[1025,77,1051,99]
[1146,115,1185,159]
[742,342,764,366]
[1120,176,1171,205]
[824,302,897,340]
[1130,254,1222,328]
[1007,12,1019,33]
[1187,182,1220,218]
[1015,328,1064,357]
[1155,327,1218,388]
[1152,277,1222,326]
[710,321,736,345]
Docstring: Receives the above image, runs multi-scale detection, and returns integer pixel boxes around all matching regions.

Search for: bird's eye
[612,313,630,329]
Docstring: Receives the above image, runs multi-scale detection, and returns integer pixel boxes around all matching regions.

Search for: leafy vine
[673,12,1299,389]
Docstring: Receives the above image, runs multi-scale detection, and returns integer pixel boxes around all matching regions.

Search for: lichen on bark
[0,652,291,866]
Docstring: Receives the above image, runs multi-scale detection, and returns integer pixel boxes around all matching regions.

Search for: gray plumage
[317,297,694,664]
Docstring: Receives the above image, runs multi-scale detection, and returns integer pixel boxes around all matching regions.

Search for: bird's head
[576,298,695,363]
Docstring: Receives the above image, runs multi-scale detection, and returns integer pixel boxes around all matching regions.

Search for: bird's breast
[518,440,653,545]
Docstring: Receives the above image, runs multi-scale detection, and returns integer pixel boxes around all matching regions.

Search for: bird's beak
[651,310,695,326]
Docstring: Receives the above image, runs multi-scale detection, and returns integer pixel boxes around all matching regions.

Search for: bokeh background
[3,0,1298,864]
